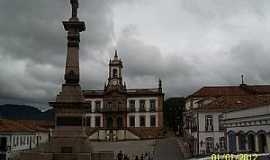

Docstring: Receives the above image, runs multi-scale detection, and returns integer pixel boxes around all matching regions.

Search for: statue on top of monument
[70,0,79,18]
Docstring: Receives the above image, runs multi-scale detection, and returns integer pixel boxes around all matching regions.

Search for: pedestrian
[140,153,144,160]
[135,155,139,160]
[144,152,148,160]
[117,150,123,160]
[124,154,129,160]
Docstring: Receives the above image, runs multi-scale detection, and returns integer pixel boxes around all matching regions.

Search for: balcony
[102,106,127,112]
[205,125,214,132]
[191,126,197,132]
[149,107,156,112]
[127,107,136,112]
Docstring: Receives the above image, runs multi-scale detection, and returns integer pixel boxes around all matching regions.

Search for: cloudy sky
[1,0,270,109]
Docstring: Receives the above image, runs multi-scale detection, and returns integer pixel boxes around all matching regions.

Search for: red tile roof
[194,95,270,112]
[189,85,270,98]
[0,119,35,133]
[17,120,52,132]
[244,85,270,94]
[0,119,52,133]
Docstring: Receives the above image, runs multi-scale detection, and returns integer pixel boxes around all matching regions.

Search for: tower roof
[110,50,123,67]
[114,49,118,59]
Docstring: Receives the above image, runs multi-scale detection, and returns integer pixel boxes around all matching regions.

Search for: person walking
[117,150,123,160]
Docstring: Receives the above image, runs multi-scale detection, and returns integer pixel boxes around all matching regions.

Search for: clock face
[112,80,117,85]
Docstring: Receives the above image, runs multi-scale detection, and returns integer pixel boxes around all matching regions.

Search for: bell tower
[105,50,125,91]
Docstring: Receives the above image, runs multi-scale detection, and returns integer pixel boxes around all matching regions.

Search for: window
[219,137,225,152]
[113,69,118,78]
[238,133,246,151]
[33,136,36,144]
[139,100,146,112]
[27,136,29,145]
[13,137,16,146]
[206,137,214,153]
[88,101,92,113]
[95,116,101,127]
[150,100,156,112]
[205,115,213,131]
[129,116,135,127]
[16,136,19,146]
[150,115,156,127]
[95,101,101,112]
[218,114,224,131]
[107,102,112,111]
[140,116,145,127]
[86,116,91,127]
[228,131,236,152]
[191,117,197,132]
[61,147,72,153]
[129,100,136,112]
[118,102,122,111]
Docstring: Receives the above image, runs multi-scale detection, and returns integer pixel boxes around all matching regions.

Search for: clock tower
[105,50,126,91]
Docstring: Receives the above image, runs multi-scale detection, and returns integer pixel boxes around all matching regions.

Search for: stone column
[236,135,240,152]
[245,135,249,152]
[266,134,270,153]
[255,135,259,152]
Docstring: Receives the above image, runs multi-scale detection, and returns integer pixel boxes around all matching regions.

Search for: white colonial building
[224,103,270,153]
[184,84,270,156]
[82,51,164,141]
[0,119,51,160]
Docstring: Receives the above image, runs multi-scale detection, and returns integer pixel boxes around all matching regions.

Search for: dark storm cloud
[115,27,198,95]
[1,0,270,108]
[0,0,119,108]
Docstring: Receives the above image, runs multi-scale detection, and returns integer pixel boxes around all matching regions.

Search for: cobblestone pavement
[91,137,184,160]
[91,140,156,159]
[154,137,184,160]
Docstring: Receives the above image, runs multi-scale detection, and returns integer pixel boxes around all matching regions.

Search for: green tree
[164,97,185,134]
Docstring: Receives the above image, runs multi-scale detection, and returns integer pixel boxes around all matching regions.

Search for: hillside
[0,104,54,121]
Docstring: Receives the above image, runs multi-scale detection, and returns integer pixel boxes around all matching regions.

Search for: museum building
[82,51,164,140]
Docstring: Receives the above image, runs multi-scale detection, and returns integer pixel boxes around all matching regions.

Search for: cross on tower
[70,0,79,18]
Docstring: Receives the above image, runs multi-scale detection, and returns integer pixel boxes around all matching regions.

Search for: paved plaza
[91,136,184,160]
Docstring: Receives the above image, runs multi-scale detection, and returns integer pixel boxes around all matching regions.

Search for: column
[245,135,249,152]
[266,134,270,153]
[236,135,239,152]
[255,135,259,152]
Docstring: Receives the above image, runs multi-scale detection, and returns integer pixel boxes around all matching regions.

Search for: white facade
[0,131,50,160]
[190,112,225,155]
[84,97,159,128]
[224,105,270,153]
[127,112,158,127]
[127,97,158,112]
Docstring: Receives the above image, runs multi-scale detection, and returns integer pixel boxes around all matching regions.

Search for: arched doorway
[117,117,123,129]
[258,132,267,153]
[238,131,246,151]
[228,131,236,153]
[107,117,113,129]
[247,132,255,152]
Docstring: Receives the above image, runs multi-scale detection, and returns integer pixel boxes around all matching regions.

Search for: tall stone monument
[48,0,91,154]
[19,0,94,159]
